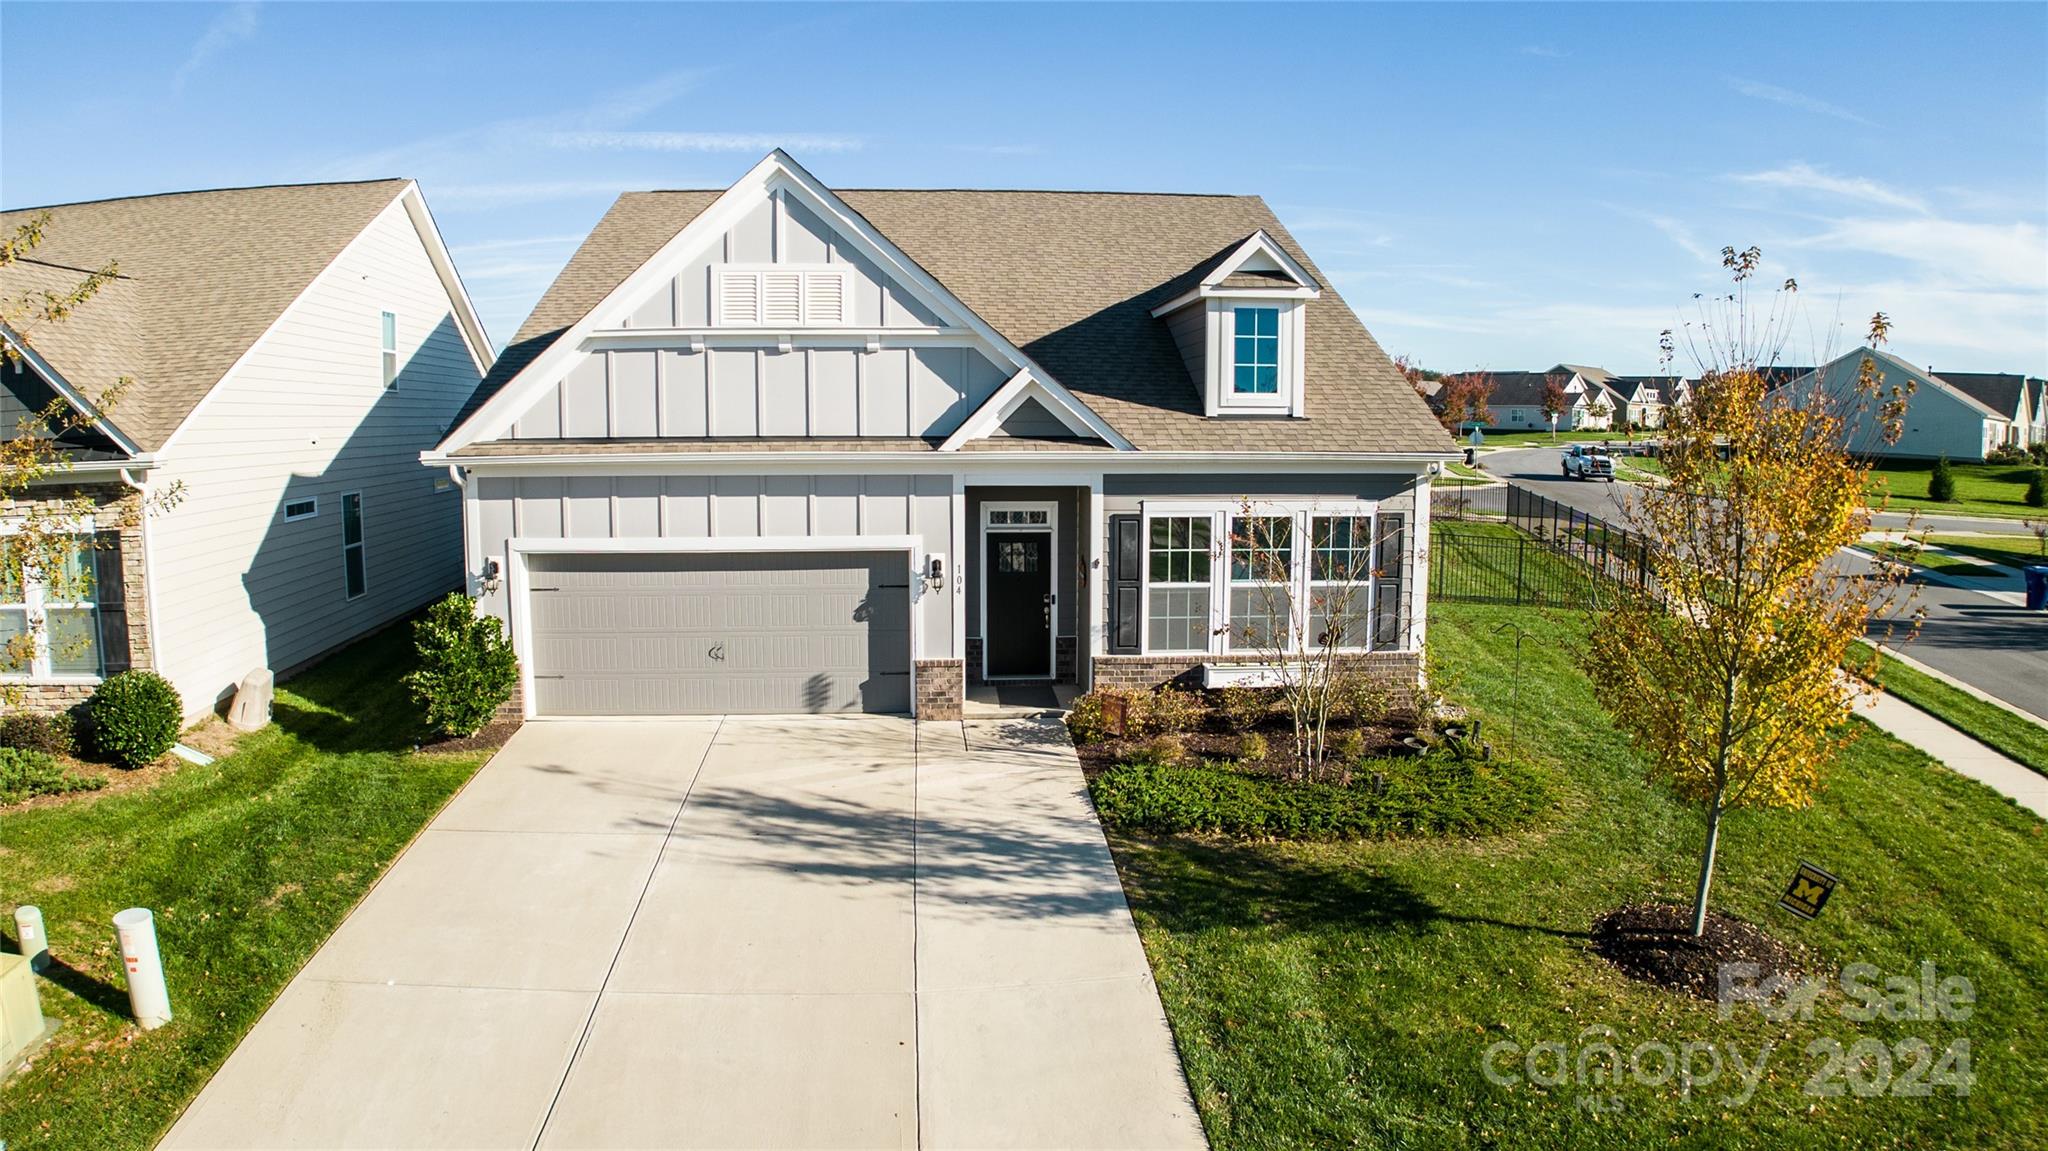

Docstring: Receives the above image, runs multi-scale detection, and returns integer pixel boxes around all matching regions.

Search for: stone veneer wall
[1090,651,1424,697]
[914,659,964,721]
[6,482,152,714]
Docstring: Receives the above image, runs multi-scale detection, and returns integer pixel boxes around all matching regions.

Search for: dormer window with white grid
[714,264,852,326]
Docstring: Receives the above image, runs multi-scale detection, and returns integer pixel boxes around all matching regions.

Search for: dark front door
[985,531,1052,677]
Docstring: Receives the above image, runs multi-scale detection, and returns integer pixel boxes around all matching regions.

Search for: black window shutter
[1373,512,1407,650]
[93,530,131,675]
[1111,514,1141,654]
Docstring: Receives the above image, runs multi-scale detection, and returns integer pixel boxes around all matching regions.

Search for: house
[1933,370,2045,450]
[1436,368,1622,432]
[0,181,491,721]
[1782,347,2024,461]
[1605,376,1679,429]
[426,151,1454,721]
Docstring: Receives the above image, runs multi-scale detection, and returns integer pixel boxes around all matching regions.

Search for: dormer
[1151,231,1321,418]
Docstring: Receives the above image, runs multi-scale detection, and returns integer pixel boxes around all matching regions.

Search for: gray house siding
[471,472,956,660]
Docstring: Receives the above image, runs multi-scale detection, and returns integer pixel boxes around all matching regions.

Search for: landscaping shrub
[1331,729,1369,762]
[1985,443,2029,466]
[0,746,104,805]
[1331,673,1395,725]
[2033,443,2048,467]
[1089,755,1547,841]
[2027,468,2046,509]
[1236,731,1269,763]
[1215,685,1277,729]
[1928,455,1956,502]
[1141,687,1205,735]
[1067,687,1146,744]
[405,592,519,738]
[1135,733,1190,767]
[0,710,75,757]
[85,670,182,768]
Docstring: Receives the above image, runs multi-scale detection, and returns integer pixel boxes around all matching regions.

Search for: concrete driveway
[161,716,1205,1150]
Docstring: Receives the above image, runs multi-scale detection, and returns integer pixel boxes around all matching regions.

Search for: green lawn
[1858,642,2048,778]
[1921,534,2048,571]
[0,625,490,1150]
[1865,460,2047,520]
[1111,600,2047,1149]
[1472,429,1656,447]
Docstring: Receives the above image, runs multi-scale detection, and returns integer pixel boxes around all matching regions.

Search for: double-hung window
[1307,515,1374,650]
[1144,516,1212,651]
[1226,514,1293,651]
[380,311,399,388]
[0,539,101,679]
[341,493,367,600]
[1232,307,1280,395]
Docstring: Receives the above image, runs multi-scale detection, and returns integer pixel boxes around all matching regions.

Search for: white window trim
[0,531,103,683]
[713,263,855,328]
[978,500,1058,681]
[341,491,368,601]
[284,497,319,522]
[1137,500,1383,658]
[380,310,399,390]
[1203,299,1307,417]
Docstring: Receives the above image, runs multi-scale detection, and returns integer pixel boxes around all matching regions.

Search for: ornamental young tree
[1540,374,1569,436]
[1588,247,1915,938]
[1435,371,1495,434]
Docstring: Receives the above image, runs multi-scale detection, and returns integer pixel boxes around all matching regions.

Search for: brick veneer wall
[914,659,964,720]
[1090,651,1424,696]
[6,482,153,714]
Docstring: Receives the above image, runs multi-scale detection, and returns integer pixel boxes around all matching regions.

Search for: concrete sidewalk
[1857,687,2048,820]
[160,715,1205,1150]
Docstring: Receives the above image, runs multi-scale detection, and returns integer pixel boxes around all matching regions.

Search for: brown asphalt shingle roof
[455,188,1453,456]
[1933,371,2039,419]
[0,180,412,451]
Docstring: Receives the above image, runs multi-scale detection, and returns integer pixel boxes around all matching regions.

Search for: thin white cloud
[1732,163,1927,213]
[1727,78,1873,126]
[428,180,649,209]
[1797,217,2048,290]
[1646,215,1717,264]
[448,234,589,255]
[173,2,260,92]
[545,131,862,154]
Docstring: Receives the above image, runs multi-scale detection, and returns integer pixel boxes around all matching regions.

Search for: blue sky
[5,2,2043,375]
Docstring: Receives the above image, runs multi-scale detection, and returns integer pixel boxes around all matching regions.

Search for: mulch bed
[1073,715,1422,779]
[417,720,521,756]
[1590,901,1808,1001]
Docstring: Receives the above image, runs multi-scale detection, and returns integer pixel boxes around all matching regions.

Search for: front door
[985,531,1052,678]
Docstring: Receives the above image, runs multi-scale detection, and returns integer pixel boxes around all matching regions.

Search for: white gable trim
[0,326,144,456]
[437,150,1092,455]
[938,369,1133,452]
[1148,231,1323,319]
[157,184,492,456]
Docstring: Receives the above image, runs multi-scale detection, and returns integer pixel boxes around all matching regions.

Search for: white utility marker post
[113,907,172,1030]
[14,905,49,972]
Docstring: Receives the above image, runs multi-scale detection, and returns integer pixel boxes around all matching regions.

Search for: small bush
[1237,731,1269,763]
[1089,755,1547,841]
[0,746,104,805]
[1134,733,1189,767]
[1067,687,1147,744]
[1928,455,1957,502]
[85,670,182,768]
[0,710,75,757]
[1331,729,1369,762]
[2032,443,2048,467]
[405,593,519,738]
[1331,673,1394,726]
[1215,685,1277,729]
[1141,687,1205,735]
[2026,468,2046,509]
[1986,443,2029,466]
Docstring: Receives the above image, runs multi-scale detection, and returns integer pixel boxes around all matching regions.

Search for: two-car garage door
[525,551,913,716]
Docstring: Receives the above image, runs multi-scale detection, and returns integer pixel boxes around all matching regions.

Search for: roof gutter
[422,447,1457,469]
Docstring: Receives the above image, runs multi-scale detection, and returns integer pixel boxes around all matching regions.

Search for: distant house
[1606,376,1679,429]
[1782,347,2032,462]
[0,181,492,720]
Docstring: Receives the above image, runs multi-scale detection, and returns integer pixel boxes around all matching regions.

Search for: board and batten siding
[146,195,482,720]
[472,472,956,660]
[508,345,1010,441]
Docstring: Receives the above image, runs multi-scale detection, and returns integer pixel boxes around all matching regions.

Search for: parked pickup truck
[1561,443,1615,481]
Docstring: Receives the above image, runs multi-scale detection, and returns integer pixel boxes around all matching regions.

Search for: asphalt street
[1443,445,2048,722]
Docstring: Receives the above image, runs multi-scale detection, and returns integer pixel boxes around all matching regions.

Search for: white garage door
[526,551,913,716]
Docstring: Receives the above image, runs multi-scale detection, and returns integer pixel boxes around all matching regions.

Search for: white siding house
[1784,348,2014,462]
[0,181,490,720]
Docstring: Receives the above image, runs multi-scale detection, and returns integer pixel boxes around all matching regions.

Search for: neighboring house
[427,151,1454,721]
[1783,347,2019,461]
[1434,371,1561,431]
[0,181,491,720]
[1606,376,1678,429]
[1933,370,2045,450]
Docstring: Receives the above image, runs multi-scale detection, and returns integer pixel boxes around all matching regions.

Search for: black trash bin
[1464,447,1477,467]
[2025,566,2048,611]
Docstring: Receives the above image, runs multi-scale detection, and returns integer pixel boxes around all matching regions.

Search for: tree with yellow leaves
[1589,247,1913,938]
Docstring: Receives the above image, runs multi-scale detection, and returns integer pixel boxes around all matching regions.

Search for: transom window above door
[987,508,1049,526]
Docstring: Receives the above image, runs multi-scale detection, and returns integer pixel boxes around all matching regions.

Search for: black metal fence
[1431,483,1658,606]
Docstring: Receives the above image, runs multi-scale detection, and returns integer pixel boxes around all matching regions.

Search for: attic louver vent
[715,265,851,327]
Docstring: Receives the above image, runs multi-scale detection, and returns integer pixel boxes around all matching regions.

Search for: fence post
[1514,536,1526,606]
